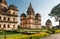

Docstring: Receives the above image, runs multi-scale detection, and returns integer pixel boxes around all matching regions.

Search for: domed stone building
[0,0,18,30]
[46,19,52,29]
[20,3,41,29]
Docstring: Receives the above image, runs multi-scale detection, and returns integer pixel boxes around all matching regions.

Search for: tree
[49,3,60,26]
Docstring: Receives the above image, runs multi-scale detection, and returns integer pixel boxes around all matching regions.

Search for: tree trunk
[59,20,60,26]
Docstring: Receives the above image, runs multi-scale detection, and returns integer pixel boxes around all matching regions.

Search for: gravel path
[40,33,60,39]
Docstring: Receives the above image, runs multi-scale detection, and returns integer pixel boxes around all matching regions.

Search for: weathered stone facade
[20,3,41,29]
[0,0,18,30]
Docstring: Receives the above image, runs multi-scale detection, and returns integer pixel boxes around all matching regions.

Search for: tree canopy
[49,3,60,21]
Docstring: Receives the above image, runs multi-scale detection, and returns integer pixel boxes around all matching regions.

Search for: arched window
[0,16,1,20]
[4,17,6,20]
[13,25,15,28]
[8,18,10,21]
[3,24,6,28]
[13,18,15,21]
[8,25,10,28]
[13,12,15,14]
[0,24,1,28]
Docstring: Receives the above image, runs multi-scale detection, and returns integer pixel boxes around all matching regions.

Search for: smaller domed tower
[7,4,18,15]
[35,13,41,28]
[46,19,52,29]
[20,13,27,28]
[0,0,8,12]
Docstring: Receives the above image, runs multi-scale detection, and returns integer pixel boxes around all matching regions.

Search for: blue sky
[7,0,60,26]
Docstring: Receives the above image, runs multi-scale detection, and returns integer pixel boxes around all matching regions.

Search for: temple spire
[0,0,8,12]
[30,2,32,7]
[27,2,35,15]
[0,0,7,5]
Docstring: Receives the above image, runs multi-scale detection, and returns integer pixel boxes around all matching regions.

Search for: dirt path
[40,33,60,39]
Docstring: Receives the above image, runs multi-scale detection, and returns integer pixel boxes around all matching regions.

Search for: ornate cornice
[35,24,41,25]
[0,20,18,23]
[20,19,27,21]
[0,12,18,17]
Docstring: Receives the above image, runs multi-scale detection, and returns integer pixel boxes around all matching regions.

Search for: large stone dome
[35,13,41,17]
[20,13,26,17]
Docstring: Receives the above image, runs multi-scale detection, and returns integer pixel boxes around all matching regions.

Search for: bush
[55,30,60,34]
[6,32,49,39]
[46,30,52,34]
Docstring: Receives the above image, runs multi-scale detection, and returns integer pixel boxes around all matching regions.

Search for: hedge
[5,32,49,39]
[54,30,60,34]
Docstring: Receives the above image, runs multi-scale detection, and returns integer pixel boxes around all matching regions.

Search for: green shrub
[6,32,49,39]
[55,30,60,34]
[46,30,53,34]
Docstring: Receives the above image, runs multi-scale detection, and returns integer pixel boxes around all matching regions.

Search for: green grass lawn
[0,33,27,39]
[0,31,27,39]
[0,28,49,39]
